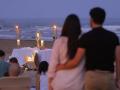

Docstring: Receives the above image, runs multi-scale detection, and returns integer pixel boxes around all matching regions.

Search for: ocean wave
[0,35,16,39]
[0,25,120,41]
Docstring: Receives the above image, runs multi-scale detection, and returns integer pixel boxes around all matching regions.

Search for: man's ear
[90,18,93,28]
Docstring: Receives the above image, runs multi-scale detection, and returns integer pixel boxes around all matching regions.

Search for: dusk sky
[0,0,119,19]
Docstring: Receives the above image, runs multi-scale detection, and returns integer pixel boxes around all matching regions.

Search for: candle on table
[41,40,44,47]
[15,25,20,38]
[27,57,33,62]
[36,32,40,38]
[52,24,57,40]
[17,39,20,47]
[25,54,35,62]
[36,32,41,48]
[53,25,57,31]
[25,56,35,70]
[15,25,19,30]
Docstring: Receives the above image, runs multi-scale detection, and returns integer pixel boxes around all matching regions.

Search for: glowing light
[17,39,20,47]
[41,40,44,47]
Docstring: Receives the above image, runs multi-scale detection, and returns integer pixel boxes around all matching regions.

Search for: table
[11,47,52,66]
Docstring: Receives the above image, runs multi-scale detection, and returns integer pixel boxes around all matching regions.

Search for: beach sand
[0,39,53,60]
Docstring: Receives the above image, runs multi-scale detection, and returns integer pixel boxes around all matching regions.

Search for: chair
[0,76,31,90]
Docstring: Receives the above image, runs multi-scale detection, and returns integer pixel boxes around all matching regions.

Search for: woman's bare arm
[57,48,85,70]
[116,46,120,83]
[48,78,54,90]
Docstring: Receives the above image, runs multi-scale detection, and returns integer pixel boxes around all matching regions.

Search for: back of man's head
[90,7,106,25]
[0,50,5,57]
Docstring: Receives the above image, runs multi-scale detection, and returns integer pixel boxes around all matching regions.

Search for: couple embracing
[48,7,119,90]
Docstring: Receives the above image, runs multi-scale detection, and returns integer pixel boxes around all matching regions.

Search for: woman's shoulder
[58,36,68,42]
[54,37,68,45]
[56,36,67,41]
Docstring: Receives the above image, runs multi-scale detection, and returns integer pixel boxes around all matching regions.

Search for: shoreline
[0,39,53,60]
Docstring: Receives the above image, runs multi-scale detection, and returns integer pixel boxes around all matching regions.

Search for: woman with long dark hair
[48,14,85,90]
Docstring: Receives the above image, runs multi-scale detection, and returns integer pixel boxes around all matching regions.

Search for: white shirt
[40,74,48,90]
[48,37,85,90]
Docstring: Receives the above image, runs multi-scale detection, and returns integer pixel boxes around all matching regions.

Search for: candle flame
[15,25,19,29]
[41,40,44,47]
[25,56,34,62]
[36,32,40,38]
[52,25,57,30]
[27,57,33,62]
[17,39,20,46]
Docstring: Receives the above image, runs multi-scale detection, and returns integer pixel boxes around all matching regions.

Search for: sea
[0,18,120,41]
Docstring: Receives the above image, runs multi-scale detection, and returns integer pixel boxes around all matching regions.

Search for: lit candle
[27,55,36,69]
[27,57,33,62]
[52,24,57,40]
[17,39,20,47]
[53,25,57,31]
[25,56,34,62]
[15,25,19,29]
[36,32,41,48]
[36,32,40,39]
[53,25,57,34]
[15,25,20,38]
[15,25,19,30]
[41,40,44,47]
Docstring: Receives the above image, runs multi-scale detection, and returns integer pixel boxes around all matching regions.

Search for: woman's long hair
[61,14,81,59]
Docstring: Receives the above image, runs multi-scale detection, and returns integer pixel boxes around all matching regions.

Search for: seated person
[9,63,21,77]
[36,61,49,90]
[0,50,9,77]
[34,53,40,70]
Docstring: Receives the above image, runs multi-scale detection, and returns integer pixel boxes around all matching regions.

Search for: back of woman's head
[61,14,81,38]
[38,61,49,75]
[61,14,82,59]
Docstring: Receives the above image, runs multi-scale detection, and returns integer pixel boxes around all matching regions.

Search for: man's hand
[55,48,85,72]
[115,78,120,89]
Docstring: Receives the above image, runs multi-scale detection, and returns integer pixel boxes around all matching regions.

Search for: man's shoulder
[104,28,119,38]
[81,30,93,39]
[2,61,9,65]
[83,27,117,37]
[0,60,9,66]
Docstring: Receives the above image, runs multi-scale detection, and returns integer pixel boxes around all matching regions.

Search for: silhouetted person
[0,50,9,77]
